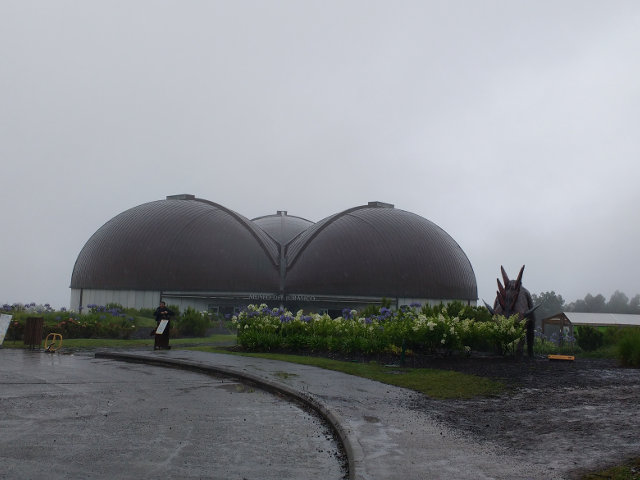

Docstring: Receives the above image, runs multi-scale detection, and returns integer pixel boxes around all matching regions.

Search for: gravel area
[403,354,640,478]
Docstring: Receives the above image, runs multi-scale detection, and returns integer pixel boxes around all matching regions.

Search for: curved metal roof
[252,212,314,245]
[70,198,280,292]
[285,202,477,300]
[71,197,477,302]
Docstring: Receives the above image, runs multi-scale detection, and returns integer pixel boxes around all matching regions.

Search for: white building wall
[70,289,161,311]
[69,289,81,312]
[69,289,477,314]
[397,298,477,308]
[160,296,212,314]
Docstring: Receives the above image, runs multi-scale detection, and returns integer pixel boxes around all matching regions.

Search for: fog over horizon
[2,1,639,311]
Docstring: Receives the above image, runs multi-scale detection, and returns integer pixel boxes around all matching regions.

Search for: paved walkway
[97,350,560,480]
[1,349,345,479]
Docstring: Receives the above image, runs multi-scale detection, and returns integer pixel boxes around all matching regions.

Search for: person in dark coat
[153,301,174,350]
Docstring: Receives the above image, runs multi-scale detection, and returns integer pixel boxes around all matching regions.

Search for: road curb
[95,351,358,480]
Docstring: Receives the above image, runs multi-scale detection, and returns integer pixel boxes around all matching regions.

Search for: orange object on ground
[548,354,575,361]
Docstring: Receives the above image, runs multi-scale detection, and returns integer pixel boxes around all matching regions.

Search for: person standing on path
[153,301,174,350]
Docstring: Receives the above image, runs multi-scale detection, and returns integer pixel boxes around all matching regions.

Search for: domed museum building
[70,194,477,315]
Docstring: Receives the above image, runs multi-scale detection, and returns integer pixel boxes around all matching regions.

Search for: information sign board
[0,314,13,346]
[155,319,169,335]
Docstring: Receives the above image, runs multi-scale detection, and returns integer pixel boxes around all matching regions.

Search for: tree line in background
[532,290,640,319]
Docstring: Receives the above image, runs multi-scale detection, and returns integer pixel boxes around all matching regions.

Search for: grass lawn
[580,458,640,480]
[185,346,504,399]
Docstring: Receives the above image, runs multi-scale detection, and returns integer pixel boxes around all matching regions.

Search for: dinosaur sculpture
[485,265,537,358]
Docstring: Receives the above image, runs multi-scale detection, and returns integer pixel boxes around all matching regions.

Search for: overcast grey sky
[2,1,639,309]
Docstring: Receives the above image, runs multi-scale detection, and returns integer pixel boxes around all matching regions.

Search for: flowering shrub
[479,314,527,355]
[233,304,525,356]
[45,316,136,339]
[4,304,137,340]
[2,302,60,314]
[6,320,24,341]
[177,307,210,337]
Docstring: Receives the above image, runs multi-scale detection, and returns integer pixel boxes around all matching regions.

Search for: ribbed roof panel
[252,213,314,245]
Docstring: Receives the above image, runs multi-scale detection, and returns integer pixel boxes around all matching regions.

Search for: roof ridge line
[192,197,280,267]
[285,204,374,271]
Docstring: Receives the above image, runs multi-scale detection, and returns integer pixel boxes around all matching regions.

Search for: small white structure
[541,312,640,338]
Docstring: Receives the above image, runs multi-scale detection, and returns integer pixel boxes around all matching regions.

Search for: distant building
[70,195,477,316]
[541,312,640,338]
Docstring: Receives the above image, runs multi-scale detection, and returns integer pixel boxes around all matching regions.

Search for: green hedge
[617,328,640,367]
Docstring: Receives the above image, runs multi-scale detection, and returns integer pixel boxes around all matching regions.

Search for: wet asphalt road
[0,349,346,480]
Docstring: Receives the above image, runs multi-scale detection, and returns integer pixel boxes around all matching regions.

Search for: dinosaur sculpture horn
[497,291,506,309]
[497,279,506,297]
[501,265,510,286]
[483,300,495,315]
[515,265,525,287]
[508,265,525,312]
